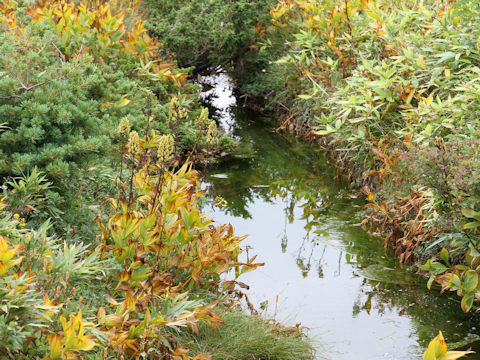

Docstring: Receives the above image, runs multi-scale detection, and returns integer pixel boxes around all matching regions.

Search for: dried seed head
[195,107,210,130]
[158,134,174,163]
[127,130,141,157]
[117,117,131,138]
[206,120,218,145]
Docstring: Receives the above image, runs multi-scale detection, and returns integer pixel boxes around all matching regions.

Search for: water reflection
[203,90,480,359]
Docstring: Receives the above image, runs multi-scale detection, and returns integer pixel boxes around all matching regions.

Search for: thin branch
[0,26,18,33]
[75,45,84,61]
[16,82,45,91]
[306,73,328,95]
[13,70,26,89]
[26,64,30,87]
[51,42,65,63]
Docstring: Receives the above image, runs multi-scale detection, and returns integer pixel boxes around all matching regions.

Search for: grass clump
[173,310,316,360]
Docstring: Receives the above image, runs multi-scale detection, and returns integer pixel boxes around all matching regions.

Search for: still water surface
[202,72,480,360]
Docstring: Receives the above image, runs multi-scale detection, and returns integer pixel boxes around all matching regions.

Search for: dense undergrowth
[240,0,480,315]
[146,0,275,73]
[0,0,315,359]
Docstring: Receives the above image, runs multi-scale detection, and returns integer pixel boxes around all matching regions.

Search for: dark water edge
[200,72,480,360]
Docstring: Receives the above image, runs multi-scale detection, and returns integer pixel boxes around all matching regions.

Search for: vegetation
[0,0,235,240]
[423,331,473,360]
[1,0,477,356]
[146,0,275,72]
[241,0,480,316]
[0,93,312,359]
[0,0,314,359]
[173,311,314,360]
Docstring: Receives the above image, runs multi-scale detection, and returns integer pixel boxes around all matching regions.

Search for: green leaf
[130,266,151,282]
[461,208,480,221]
[423,124,433,136]
[298,94,312,100]
[451,274,462,289]
[314,125,336,136]
[431,262,448,275]
[462,221,480,230]
[463,270,479,292]
[427,275,435,290]
[440,248,450,267]
[180,207,192,229]
[461,292,474,312]
[164,213,178,228]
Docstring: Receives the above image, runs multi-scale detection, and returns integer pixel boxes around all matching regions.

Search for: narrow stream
[201,72,480,360]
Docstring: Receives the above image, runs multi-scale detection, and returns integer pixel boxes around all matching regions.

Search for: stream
[201,71,480,360]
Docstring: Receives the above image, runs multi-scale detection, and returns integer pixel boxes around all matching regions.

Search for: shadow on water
[202,73,480,360]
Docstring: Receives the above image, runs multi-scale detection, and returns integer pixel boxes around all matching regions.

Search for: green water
[204,99,480,359]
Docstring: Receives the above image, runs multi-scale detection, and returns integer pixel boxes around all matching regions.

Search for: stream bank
[201,71,480,360]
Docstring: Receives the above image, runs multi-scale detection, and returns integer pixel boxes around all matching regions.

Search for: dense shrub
[147,0,275,72]
[0,27,112,182]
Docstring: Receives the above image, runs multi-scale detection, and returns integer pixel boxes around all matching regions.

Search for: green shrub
[0,27,110,182]
[147,0,275,71]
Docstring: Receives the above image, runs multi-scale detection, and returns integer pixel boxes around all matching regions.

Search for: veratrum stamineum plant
[0,103,262,358]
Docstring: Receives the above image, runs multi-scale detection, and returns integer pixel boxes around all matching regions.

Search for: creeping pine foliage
[0,0,186,183]
[253,0,480,314]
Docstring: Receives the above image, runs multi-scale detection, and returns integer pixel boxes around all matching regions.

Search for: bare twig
[51,42,65,63]
[13,70,26,89]
[16,82,45,91]
[306,73,328,95]
[75,45,84,61]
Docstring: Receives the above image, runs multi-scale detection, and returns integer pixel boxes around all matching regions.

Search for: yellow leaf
[442,351,475,360]
[0,262,6,276]
[47,333,63,360]
[423,331,473,360]
[105,314,123,327]
[445,68,451,78]
[424,331,448,359]
[75,335,96,351]
[114,97,130,107]
[62,315,77,350]
[123,290,136,313]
